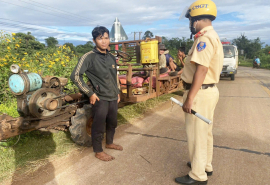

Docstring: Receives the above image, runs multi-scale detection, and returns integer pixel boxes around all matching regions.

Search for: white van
[220,44,238,80]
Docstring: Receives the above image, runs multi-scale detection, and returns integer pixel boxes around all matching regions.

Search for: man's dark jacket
[70,47,119,101]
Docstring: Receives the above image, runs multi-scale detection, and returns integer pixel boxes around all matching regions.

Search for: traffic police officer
[175,0,223,184]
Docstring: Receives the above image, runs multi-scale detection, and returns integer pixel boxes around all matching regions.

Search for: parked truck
[220,42,238,81]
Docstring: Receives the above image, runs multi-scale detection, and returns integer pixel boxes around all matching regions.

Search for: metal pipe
[64,93,83,102]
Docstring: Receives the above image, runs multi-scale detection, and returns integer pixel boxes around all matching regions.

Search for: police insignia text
[192,4,209,10]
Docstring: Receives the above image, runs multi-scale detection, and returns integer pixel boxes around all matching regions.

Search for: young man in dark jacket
[70,26,122,161]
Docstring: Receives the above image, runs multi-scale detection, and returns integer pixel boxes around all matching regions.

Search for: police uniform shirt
[181,26,224,84]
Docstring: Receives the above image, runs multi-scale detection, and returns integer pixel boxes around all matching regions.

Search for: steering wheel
[110,50,132,62]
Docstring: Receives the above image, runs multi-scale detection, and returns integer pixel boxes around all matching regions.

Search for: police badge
[197,42,206,52]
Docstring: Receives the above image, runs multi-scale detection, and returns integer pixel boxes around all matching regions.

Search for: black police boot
[175,175,207,185]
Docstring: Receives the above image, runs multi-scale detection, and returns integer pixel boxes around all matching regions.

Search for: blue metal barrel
[9,73,42,95]
[27,73,43,92]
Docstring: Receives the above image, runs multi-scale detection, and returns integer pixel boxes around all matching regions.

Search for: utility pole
[138,32,142,40]
[132,32,138,40]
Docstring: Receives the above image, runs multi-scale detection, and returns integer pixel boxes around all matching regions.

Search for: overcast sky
[0,0,269,46]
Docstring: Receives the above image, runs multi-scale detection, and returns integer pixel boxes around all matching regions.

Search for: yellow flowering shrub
[0,31,79,102]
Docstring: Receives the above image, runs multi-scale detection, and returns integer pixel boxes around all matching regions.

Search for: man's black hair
[92,26,109,40]
[178,47,185,53]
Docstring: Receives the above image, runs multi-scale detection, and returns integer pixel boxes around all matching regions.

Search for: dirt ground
[5,66,270,185]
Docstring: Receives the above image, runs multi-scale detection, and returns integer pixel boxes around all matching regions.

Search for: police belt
[183,81,215,90]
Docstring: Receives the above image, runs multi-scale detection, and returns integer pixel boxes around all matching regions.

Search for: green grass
[238,58,270,69]
[0,101,19,117]
[0,130,78,182]
[0,90,184,183]
[239,59,253,67]
[117,91,183,125]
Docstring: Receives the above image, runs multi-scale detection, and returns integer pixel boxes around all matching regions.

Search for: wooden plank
[123,92,157,103]
[110,40,143,45]
[118,68,154,72]
[149,70,153,93]
[155,64,160,97]
[127,64,133,98]
[122,43,126,53]
[158,75,181,81]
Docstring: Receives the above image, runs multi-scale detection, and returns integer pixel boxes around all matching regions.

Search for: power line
[0,0,76,22]
[0,18,79,34]
[28,0,93,22]
[19,0,93,23]
[0,0,101,25]
[0,18,92,40]
[0,22,90,38]
[0,22,41,32]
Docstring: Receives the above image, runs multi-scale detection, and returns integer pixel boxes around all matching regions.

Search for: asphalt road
[8,66,270,185]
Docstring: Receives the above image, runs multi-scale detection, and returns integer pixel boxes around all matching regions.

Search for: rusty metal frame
[0,106,77,140]
[111,36,183,103]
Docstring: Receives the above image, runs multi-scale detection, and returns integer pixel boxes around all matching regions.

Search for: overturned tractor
[0,64,93,146]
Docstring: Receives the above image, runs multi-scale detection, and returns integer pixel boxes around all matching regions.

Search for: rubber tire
[231,74,235,81]
[69,104,93,147]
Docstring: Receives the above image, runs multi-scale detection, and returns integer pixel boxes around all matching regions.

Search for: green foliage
[232,34,264,58]
[0,32,79,103]
[0,101,19,117]
[239,54,270,69]
[162,36,194,59]
[238,56,253,67]
[262,45,270,55]
[64,42,77,54]
[258,53,270,69]
[75,41,94,55]
[142,30,154,40]
[14,32,45,56]
[45,37,58,48]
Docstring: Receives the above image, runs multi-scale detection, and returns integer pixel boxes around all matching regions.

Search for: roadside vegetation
[233,34,270,69]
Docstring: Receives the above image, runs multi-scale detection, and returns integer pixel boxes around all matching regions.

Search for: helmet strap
[189,19,198,39]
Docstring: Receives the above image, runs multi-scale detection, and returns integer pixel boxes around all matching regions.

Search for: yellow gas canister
[140,40,159,64]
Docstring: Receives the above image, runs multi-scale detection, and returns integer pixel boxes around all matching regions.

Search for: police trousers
[91,100,118,153]
[183,86,219,181]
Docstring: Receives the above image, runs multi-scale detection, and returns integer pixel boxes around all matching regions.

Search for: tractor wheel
[69,104,93,147]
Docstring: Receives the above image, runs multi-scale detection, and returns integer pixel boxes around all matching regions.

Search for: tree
[14,32,45,56]
[161,36,194,57]
[232,34,264,58]
[76,41,94,55]
[45,37,58,48]
[142,30,154,40]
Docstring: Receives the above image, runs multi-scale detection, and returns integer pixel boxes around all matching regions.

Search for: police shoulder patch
[197,41,206,52]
